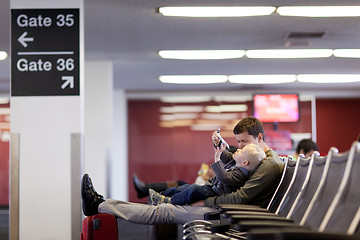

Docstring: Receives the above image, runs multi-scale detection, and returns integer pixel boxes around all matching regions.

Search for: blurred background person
[293,138,319,159]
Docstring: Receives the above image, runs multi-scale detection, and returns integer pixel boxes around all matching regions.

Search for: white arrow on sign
[18,32,34,48]
[61,76,74,89]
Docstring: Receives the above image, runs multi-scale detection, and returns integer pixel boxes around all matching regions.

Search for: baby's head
[232,143,265,171]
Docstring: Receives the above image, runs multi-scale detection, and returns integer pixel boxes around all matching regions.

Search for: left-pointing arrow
[18,32,34,48]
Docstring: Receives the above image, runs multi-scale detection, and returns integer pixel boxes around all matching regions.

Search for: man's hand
[190,200,205,207]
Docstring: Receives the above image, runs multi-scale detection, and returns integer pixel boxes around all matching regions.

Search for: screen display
[253,94,299,123]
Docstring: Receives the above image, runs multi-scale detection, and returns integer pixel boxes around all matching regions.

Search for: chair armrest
[229,215,294,224]
[222,210,280,218]
[233,220,308,232]
[218,204,268,213]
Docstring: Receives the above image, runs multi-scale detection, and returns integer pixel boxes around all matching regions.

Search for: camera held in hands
[215,129,229,149]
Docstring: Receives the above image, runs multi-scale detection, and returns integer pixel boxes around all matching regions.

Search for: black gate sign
[11,9,79,96]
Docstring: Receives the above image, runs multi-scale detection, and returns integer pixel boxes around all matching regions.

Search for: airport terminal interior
[1,0,360,239]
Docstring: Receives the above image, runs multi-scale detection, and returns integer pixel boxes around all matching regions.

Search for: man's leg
[98,199,216,225]
[82,173,216,225]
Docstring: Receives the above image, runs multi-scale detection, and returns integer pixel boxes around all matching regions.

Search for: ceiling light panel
[297,74,360,83]
[160,96,211,103]
[160,106,204,113]
[158,6,276,17]
[246,49,333,58]
[191,124,222,131]
[159,75,227,84]
[158,50,245,60]
[277,6,360,17]
[229,75,296,84]
[0,51,8,60]
[333,49,360,58]
[205,104,248,113]
[160,113,198,121]
[214,95,252,102]
[201,113,240,120]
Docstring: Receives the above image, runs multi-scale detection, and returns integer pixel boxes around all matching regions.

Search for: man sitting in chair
[82,116,284,225]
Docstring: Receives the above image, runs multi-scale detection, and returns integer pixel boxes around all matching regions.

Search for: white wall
[84,62,128,201]
[111,89,128,200]
[84,61,113,197]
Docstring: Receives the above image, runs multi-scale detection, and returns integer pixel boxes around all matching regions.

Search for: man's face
[235,132,259,149]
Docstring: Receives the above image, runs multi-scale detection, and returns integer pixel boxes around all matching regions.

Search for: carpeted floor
[0,207,182,240]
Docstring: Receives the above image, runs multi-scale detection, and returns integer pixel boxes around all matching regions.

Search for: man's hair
[233,116,265,140]
[296,138,319,154]
[242,143,266,171]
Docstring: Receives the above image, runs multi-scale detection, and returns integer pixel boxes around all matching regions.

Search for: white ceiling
[1,0,360,98]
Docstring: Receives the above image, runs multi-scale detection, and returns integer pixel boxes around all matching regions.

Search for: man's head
[233,116,265,149]
[233,143,265,171]
[295,138,318,158]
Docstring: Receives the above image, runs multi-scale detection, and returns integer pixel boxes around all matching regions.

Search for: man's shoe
[133,174,149,198]
[81,174,105,216]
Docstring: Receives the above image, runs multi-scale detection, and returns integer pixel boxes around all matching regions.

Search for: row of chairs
[182,141,360,240]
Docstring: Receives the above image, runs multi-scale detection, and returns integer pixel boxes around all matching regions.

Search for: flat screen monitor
[253,94,299,123]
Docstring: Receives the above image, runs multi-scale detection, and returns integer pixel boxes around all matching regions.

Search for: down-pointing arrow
[18,32,34,48]
[61,76,74,89]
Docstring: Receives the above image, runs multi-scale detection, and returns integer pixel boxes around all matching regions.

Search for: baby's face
[232,148,247,165]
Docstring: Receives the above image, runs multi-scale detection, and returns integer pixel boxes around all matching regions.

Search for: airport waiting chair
[245,141,360,240]
[183,155,306,239]
[227,154,314,224]
[184,143,358,240]
[284,152,328,223]
[183,155,297,233]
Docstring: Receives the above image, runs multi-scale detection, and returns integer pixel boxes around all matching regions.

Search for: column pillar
[10,0,84,239]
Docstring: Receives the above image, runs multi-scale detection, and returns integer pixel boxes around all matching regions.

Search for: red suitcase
[80,213,118,240]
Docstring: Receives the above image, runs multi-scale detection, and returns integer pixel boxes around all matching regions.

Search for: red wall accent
[316,98,360,155]
[128,100,312,202]
[0,103,9,206]
[0,141,9,206]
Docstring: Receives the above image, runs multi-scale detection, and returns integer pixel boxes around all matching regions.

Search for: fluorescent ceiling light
[201,113,240,120]
[160,120,193,128]
[160,113,198,121]
[0,98,10,104]
[229,75,296,84]
[158,6,276,17]
[297,74,360,83]
[246,49,333,58]
[277,6,360,17]
[0,108,10,114]
[160,105,204,113]
[206,104,248,113]
[333,49,360,58]
[159,75,227,84]
[214,95,252,102]
[0,51,7,60]
[191,124,222,131]
[158,50,245,60]
[160,96,211,103]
